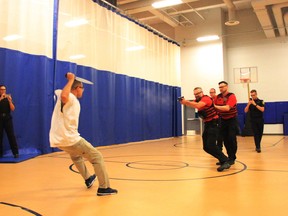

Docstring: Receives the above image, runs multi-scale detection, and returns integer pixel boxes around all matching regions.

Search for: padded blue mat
[0,154,40,163]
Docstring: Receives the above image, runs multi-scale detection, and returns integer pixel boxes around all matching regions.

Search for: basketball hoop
[240,78,250,83]
[234,67,258,100]
[240,78,251,100]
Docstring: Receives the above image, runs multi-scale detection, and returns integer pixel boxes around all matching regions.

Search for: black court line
[0,202,42,216]
[68,153,247,181]
[247,168,288,172]
[126,160,189,170]
[109,160,247,181]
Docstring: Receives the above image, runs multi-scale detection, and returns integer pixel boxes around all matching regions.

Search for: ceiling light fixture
[196,35,220,42]
[65,19,88,27]
[69,54,86,60]
[3,34,22,41]
[126,45,145,51]
[225,20,240,26]
[152,0,183,9]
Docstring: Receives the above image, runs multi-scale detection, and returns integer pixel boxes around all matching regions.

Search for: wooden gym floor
[0,135,288,216]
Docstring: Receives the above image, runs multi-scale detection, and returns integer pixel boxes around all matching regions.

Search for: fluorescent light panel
[69,54,86,60]
[65,19,88,27]
[152,0,183,9]
[3,34,22,41]
[196,35,220,42]
[126,45,145,51]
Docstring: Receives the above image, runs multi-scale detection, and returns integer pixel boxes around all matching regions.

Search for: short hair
[0,85,5,88]
[250,89,257,94]
[193,87,202,91]
[72,80,82,89]
[218,81,228,85]
[210,88,216,92]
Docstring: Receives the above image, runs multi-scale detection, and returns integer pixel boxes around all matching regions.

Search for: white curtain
[57,0,181,87]
[0,0,54,58]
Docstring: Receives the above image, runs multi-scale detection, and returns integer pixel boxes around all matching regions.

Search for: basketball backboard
[234,67,258,84]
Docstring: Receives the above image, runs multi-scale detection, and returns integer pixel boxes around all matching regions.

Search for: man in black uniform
[244,89,265,153]
[0,85,19,158]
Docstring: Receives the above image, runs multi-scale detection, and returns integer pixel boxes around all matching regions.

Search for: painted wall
[176,8,288,134]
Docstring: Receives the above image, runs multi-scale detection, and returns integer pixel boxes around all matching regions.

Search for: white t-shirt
[49,90,81,147]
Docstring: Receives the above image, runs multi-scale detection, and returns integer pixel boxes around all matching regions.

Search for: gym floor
[0,135,288,216]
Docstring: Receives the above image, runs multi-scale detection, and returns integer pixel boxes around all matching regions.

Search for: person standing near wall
[0,85,19,158]
[209,88,223,151]
[244,89,265,153]
[214,81,238,165]
[49,72,117,196]
[209,88,217,101]
[179,87,230,172]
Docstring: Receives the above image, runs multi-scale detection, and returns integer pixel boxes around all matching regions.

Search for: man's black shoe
[97,187,118,196]
[228,160,235,165]
[85,174,96,188]
[217,162,231,172]
[256,148,261,153]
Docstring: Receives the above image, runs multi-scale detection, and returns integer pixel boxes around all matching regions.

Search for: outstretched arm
[180,98,206,109]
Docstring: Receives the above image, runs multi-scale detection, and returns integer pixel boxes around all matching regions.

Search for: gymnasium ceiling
[115,0,288,41]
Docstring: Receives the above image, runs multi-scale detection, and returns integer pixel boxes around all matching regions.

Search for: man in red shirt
[209,88,217,101]
[179,87,230,172]
[214,81,238,165]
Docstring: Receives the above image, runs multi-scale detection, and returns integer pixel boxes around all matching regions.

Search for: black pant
[220,117,238,161]
[251,118,264,149]
[202,120,228,163]
[0,114,19,156]
[216,118,223,150]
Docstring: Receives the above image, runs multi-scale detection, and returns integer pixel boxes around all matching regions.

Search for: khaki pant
[59,138,110,188]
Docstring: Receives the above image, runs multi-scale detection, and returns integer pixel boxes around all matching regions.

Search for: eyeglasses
[219,85,227,89]
[194,91,202,96]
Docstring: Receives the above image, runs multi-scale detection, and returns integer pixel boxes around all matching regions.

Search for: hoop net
[240,78,250,83]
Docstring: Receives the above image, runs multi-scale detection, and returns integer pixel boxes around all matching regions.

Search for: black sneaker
[97,187,118,196]
[256,148,261,153]
[85,174,96,188]
[217,162,231,172]
[228,160,235,165]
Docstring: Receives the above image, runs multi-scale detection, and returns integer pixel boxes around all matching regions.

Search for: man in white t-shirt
[49,72,117,196]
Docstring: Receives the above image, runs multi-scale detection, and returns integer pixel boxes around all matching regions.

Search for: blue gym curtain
[0,0,182,156]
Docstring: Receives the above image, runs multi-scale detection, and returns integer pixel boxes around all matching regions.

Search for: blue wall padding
[276,102,288,123]
[237,102,288,133]
[263,102,277,123]
[284,113,288,135]
[237,114,244,134]
[0,48,182,156]
[0,48,54,156]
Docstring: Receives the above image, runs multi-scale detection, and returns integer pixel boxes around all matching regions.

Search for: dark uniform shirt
[0,97,11,114]
[249,98,264,119]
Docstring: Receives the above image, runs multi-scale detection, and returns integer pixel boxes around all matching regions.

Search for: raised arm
[61,72,75,104]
